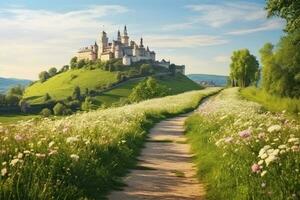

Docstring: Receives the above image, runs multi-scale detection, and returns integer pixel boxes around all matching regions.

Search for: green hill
[23,68,117,104]
[95,73,201,106]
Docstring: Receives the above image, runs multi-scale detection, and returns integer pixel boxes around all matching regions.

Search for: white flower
[17,153,23,159]
[278,145,287,149]
[1,168,7,176]
[2,162,7,166]
[288,138,299,143]
[265,155,277,166]
[267,125,281,133]
[66,136,79,144]
[10,158,19,166]
[48,141,55,148]
[35,153,46,158]
[70,154,79,161]
[258,160,264,165]
[261,170,267,177]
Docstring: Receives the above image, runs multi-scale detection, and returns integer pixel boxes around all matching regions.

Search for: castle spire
[124,25,128,36]
[117,30,121,42]
[140,37,144,47]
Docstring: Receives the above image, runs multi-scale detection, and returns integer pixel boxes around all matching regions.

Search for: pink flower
[239,130,251,138]
[251,163,261,173]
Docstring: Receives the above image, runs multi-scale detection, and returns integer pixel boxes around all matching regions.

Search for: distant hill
[0,77,31,94]
[187,74,228,86]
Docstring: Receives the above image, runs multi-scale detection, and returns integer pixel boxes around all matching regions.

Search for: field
[94,73,201,106]
[0,87,220,199]
[185,88,300,199]
[0,114,38,125]
[241,87,300,116]
[23,69,117,104]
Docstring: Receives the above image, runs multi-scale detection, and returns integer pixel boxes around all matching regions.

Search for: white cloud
[226,19,284,35]
[214,55,230,63]
[144,35,228,49]
[163,2,268,31]
[0,5,129,79]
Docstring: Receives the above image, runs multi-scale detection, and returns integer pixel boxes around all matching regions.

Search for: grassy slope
[240,87,300,117]
[23,69,117,104]
[95,73,202,106]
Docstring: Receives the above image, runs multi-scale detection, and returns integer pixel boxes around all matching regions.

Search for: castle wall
[77,51,96,61]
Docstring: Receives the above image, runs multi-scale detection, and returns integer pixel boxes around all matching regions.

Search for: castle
[77,26,156,66]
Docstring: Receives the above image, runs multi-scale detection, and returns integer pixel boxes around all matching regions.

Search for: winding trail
[108,97,214,200]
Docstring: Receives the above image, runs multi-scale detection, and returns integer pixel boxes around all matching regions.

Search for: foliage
[229,49,259,87]
[77,59,86,69]
[39,71,50,83]
[48,67,57,77]
[266,0,300,33]
[40,108,52,117]
[129,77,168,102]
[0,88,220,199]
[259,30,300,97]
[4,95,19,106]
[81,97,97,111]
[7,85,24,97]
[70,57,78,69]
[185,88,300,200]
[43,93,51,102]
[72,86,81,100]
[53,102,68,115]
[241,87,300,116]
[18,100,30,113]
[139,64,153,75]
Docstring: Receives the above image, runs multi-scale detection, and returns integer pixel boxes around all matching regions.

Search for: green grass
[0,114,38,124]
[95,73,202,106]
[240,86,300,117]
[23,68,117,104]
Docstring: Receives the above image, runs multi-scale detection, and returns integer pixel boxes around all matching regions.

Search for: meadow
[241,87,300,117]
[185,88,300,200]
[0,87,220,199]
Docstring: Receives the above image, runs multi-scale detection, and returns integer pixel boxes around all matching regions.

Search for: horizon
[0,0,284,79]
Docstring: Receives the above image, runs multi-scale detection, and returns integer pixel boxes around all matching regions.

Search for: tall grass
[241,87,300,116]
[185,88,300,200]
[0,87,220,199]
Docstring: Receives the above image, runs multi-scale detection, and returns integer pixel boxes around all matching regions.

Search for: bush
[48,67,57,77]
[39,71,50,82]
[43,93,51,102]
[53,103,67,115]
[81,97,97,111]
[139,64,153,75]
[40,108,52,117]
[77,59,86,68]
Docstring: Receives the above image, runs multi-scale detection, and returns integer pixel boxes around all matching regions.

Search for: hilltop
[23,60,200,106]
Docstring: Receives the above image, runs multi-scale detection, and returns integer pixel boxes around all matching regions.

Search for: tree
[77,59,86,68]
[229,49,259,87]
[116,72,123,82]
[81,97,97,111]
[70,57,78,69]
[48,67,57,77]
[129,77,168,102]
[53,103,67,115]
[260,30,300,97]
[39,71,50,82]
[19,99,30,113]
[7,85,24,96]
[140,64,153,75]
[40,108,52,117]
[43,93,51,102]
[72,86,81,100]
[266,0,300,33]
[5,95,19,106]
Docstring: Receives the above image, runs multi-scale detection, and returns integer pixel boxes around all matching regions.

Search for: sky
[0,0,285,80]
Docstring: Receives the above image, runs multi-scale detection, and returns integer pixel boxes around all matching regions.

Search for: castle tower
[122,25,129,46]
[117,30,121,42]
[98,31,108,58]
[139,37,144,48]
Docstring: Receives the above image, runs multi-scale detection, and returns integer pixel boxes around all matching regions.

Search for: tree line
[229,0,300,98]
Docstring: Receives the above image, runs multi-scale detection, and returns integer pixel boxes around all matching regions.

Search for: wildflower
[258,160,264,165]
[48,150,58,156]
[23,150,31,154]
[239,129,251,138]
[265,155,277,166]
[35,153,46,158]
[267,125,281,133]
[278,145,287,149]
[10,158,19,166]
[258,132,265,139]
[291,145,299,152]
[17,153,23,159]
[224,137,233,143]
[70,154,79,161]
[288,138,299,144]
[66,136,79,144]
[2,162,7,166]
[251,163,261,173]
[14,134,24,141]
[261,170,267,177]
[48,141,55,148]
[261,182,266,188]
[1,168,7,176]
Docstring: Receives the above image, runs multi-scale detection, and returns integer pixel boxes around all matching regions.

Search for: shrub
[81,97,97,111]
[72,86,81,100]
[40,108,52,117]
[39,71,50,82]
[48,67,57,77]
[53,103,67,115]
[139,64,153,75]
[43,93,51,102]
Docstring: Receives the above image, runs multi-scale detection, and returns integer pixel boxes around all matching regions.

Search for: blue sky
[0,0,284,79]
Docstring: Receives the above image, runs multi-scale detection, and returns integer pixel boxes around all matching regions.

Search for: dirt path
[108,110,206,199]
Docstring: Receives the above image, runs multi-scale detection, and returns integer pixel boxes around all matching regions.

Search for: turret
[139,38,144,48]
[98,31,108,58]
[122,25,129,46]
[117,30,121,42]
